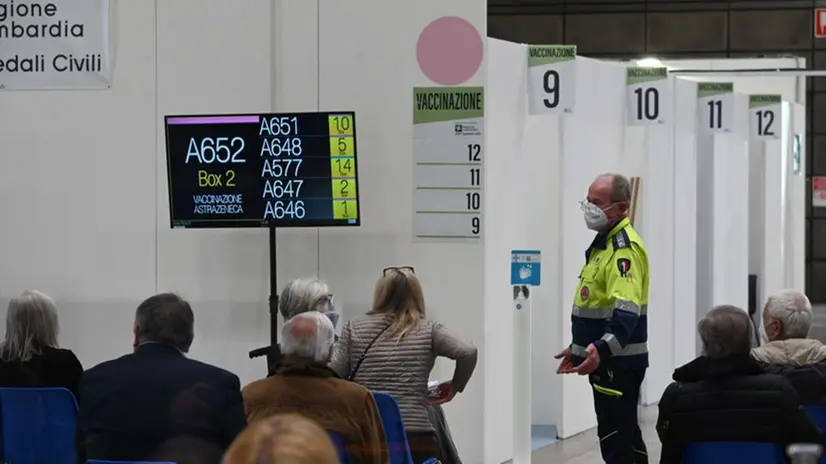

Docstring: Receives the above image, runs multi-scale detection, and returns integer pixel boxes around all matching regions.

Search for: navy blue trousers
[589,368,648,464]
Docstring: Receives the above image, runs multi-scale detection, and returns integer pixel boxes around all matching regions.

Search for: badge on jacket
[617,258,632,279]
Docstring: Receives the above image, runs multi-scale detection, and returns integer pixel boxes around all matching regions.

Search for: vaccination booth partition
[484,38,805,464]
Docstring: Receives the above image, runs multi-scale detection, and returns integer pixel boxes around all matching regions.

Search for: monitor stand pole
[248,226,281,375]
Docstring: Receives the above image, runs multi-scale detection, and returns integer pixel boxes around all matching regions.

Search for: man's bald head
[281,312,335,363]
[586,173,631,227]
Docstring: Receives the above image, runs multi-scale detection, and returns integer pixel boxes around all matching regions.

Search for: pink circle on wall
[416,16,483,86]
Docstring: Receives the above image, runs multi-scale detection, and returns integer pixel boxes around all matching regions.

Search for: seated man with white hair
[242,312,387,464]
[752,289,826,404]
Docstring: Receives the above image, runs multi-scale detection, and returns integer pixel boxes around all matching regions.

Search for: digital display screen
[164,112,360,229]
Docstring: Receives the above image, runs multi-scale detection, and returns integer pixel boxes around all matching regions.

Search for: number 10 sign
[527,45,577,115]
[626,67,669,126]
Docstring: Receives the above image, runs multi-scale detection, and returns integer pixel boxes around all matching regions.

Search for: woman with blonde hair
[222,413,338,464]
[331,266,478,463]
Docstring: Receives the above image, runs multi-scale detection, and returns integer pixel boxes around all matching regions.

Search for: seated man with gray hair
[243,312,387,464]
[657,305,822,463]
[752,289,826,404]
[79,293,246,463]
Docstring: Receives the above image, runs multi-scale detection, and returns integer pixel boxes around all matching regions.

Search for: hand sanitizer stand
[511,250,541,464]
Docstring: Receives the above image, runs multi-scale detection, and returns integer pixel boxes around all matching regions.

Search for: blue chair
[0,387,78,464]
[327,430,353,464]
[87,461,176,464]
[371,392,438,464]
[802,405,826,463]
[803,404,826,429]
[683,441,785,464]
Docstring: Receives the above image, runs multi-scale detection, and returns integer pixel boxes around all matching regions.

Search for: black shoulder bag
[348,324,392,381]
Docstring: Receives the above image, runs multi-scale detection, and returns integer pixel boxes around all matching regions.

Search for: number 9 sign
[527,45,577,115]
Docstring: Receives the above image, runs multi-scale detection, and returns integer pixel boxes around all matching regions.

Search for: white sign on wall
[526,45,576,115]
[413,87,484,242]
[697,83,734,134]
[0,0,111,89]
[749,95,782,140]
[813,177,826,208]
[626,67,669,126]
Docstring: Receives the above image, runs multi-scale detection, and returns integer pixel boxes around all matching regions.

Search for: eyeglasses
[383,266,415,276]
[314,293,334,310]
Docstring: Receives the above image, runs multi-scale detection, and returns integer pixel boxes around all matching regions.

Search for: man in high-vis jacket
[555,173,649,464]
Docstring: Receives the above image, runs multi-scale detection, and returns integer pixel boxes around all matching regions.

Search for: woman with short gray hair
[0,290,83,396]
[279,278,338,325]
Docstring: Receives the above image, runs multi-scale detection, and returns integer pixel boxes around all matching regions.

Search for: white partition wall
[672,77,700,368]
[615,69,699,400]
[751,101,793,306]
[621,74,677,406]
[696,92,751,329]
[660,57,807,323]
[792,104,806,292]
[486,37,527,464]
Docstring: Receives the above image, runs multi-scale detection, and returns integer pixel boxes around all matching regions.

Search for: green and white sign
[527,45,577,115]
[412,87,485,243]
[626,67,669,126]
[697,83,734,134]
[749,95,782,140]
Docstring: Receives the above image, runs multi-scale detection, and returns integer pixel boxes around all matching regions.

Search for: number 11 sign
[527,45,577,115]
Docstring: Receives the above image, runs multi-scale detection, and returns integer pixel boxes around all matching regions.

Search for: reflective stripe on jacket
[571,217,649,370]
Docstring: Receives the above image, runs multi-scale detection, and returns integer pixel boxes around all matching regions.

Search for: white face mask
[580,200,609,231]
[325,310,341,329]
[759,323,769,345]
[316,294,340,329]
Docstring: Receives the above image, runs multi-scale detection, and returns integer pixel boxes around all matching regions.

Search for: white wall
[156,0,274,385]
[636,78,677,406]
[711,94,751,310]
[524,112,562,430]
[757,103,791,307]
[0,1,490,461]
[792,104,807,292]
[0,0,157,367]
[485,37,526,464]
[672,78,699,368]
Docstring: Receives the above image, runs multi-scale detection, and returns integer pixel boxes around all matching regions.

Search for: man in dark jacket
[751,290,826,404]
[657,305,823,464]
[78,293,246,464]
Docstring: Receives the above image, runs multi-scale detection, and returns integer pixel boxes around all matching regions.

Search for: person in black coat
[657,305,824,464]
[0,290,83,396]
[78,293,246,464]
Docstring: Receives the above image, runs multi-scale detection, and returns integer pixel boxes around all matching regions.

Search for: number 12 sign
[527,45,577,115]
[626,67,669,126]
[749,95,782,140]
